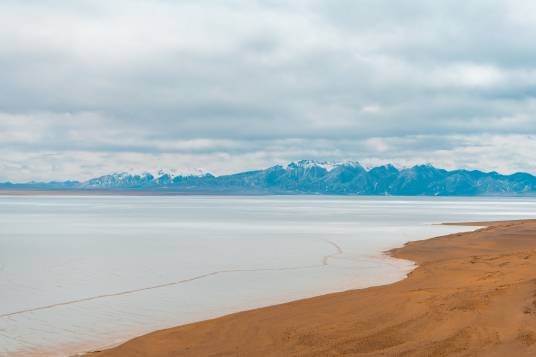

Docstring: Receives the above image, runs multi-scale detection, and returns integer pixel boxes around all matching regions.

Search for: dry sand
[94,219,536,356]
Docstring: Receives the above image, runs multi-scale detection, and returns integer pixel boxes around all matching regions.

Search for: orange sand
[95,219,536,356]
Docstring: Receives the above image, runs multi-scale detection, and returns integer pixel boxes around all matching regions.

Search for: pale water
[1,195,536,356]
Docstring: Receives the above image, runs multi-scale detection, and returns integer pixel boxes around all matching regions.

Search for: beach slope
[95,219,536,356]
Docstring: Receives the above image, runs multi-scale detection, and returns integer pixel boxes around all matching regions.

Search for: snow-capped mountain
[80,169,214,189]
[285,159,363,172]
[3,161,536,196]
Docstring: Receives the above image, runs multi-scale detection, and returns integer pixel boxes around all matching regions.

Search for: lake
[1,195,536,356]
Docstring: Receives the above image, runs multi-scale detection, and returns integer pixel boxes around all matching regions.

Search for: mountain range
[2,160,536,196]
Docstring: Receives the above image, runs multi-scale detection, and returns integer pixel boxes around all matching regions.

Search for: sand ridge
[94,219,536,356]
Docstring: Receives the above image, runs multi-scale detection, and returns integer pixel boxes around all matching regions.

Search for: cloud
[2,0,536,181]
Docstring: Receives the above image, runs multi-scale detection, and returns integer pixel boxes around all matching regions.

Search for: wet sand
[94,219,536,356]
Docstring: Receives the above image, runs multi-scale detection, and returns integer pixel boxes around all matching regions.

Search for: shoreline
[73,237,419,356]
[3,189,536,198]
[90,219,536,356]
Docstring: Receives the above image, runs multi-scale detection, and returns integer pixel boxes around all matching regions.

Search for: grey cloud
[2,0,536,181]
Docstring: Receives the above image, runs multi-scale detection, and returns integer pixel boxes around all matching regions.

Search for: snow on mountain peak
[286,160,362,172]
[119,168,210,179]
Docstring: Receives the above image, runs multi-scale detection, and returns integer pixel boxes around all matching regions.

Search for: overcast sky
[2,0,536,181]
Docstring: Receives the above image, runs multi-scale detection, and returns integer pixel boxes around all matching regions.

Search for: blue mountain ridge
[2,160,536,196]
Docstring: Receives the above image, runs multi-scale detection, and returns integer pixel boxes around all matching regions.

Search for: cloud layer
[2,0,536,181]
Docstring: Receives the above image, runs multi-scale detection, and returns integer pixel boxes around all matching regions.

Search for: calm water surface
[1,195,536,356]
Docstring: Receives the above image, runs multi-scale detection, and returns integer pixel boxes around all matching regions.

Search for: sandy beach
[90,219,536,356]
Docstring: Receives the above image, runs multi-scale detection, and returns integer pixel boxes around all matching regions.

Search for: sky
[2,0,536,182]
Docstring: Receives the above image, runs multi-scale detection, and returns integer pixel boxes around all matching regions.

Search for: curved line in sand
[0,239,344,319]
[322,239,343,265]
